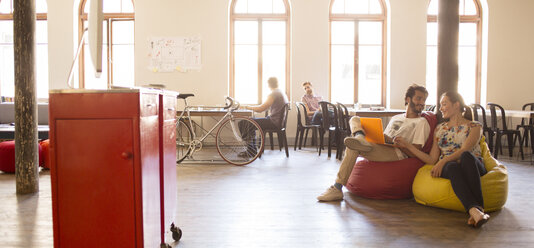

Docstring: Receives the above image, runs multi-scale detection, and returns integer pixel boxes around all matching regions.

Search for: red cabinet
[159,92,178,244]
[49,89,175,248]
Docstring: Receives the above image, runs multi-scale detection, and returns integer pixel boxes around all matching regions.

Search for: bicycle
[175,94,265,166]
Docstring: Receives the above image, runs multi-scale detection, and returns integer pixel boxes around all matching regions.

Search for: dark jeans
[441,151,487,212]
[311,111,323,125]
[238,117,278,153]
[311,111,334,125]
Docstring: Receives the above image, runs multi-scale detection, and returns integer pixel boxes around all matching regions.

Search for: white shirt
[384,114,430,159]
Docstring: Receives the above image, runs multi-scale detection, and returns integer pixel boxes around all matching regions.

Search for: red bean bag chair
[0,140,44,173]
[345,112,437,199]
[39,139,50,169]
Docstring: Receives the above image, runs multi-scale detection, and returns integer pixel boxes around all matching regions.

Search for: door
[55,119,136,247]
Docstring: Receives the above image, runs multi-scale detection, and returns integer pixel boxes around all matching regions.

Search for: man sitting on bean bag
[317,84,431,201]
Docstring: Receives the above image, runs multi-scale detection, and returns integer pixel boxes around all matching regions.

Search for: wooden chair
[294,102,320,150]
[470,104,495,153]
[487,103,524,159]
[262,103,290,157]
[318,101,341,158]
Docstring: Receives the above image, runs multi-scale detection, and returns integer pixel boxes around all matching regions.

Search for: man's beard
[409,100,424,114]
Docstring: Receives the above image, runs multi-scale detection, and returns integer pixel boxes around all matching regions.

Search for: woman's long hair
[440,91,473,121]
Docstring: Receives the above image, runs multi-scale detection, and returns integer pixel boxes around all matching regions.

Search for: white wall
[46,0,534,141]
[486,0,534,110]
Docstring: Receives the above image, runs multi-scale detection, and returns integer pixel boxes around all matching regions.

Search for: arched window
[79,0,134,89]
[330,0,387,105]
[0,0,48,101]
[426,0,482,105]
[230,0,290,104]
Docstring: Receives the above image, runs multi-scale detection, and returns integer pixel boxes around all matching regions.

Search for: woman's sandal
[473,214,490,228]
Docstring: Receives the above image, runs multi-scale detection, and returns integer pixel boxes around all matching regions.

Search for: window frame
[427,0,482,104]
[78,0,134,89]
[229,0,291,105]
[0,0,47,100]
[329,0,388,106]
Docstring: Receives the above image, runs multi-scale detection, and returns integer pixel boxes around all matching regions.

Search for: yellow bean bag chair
[412,137,508,212]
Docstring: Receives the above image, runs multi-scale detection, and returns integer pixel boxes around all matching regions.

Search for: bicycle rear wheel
[216,117,264,166]
[176,119,193,163]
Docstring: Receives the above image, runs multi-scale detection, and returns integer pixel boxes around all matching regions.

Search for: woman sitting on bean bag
[396,91,490,228]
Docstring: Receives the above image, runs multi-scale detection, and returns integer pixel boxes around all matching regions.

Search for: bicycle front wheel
[176,119,193,163]
[216,117,264,166]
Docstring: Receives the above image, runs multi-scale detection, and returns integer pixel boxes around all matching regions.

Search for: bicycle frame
[176,97,242,146]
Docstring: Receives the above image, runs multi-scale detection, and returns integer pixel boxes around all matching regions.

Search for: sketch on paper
[148,36,201,72]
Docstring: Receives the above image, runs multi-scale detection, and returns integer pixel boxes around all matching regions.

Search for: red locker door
[55,119,136,247]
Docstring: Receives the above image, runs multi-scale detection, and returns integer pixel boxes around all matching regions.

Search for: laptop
[359,118,397,146]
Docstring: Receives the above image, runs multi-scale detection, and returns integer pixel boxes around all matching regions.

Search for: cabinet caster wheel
[170,223,182,241]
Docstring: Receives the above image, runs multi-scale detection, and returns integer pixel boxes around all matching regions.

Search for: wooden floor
[1,148,533,247]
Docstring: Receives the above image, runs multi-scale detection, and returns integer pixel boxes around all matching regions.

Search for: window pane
[459,23,477,46]
[248,0,272,14]
[234,45,258,104]
[262,21,285,45]
[427,22,437,46]
[464,0,478,15]
[458,46,476,105]
[234,0,247,13]
[0,21,14,97]
[427,0,438,15]
[262,45,285,102]
[359,21,382,45]
[36,44,48,98]
[272,0,286,14]
[36,20,47,44]
[112,20,134,44]
[36,0,47,13]
[459,0,465,15]
[369,0,382,14]
[84,0,89,13]
[84,44,108,89]
[0,20,13,43]
[234,21,258,44]
[331,45,354,103]
[331,21,354,45]
[103,0,122,13]
[426,46,437,105]
[346,0,369,14]
[331,0,344,14]
[358,45,381,104]
[121,0,134,13]
[112,44,134,87]
[0,44,14,97]
[0,0,11,14]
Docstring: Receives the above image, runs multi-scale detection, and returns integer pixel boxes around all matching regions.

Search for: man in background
[301,81,323,125]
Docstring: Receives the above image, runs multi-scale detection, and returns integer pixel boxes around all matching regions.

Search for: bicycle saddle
[177,93,195,99]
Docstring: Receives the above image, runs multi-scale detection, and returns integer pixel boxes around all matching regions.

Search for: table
[348,108,405,117]
[176,108,253,117]
[0,124,49,139]
[485,110,534,118]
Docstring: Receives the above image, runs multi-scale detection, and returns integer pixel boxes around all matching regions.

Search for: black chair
[487,103,524,159]
[262,103,290,157]
[318,101,341,158]
[516,103,534,149]
[336,103,352,160]
[294,102,320,150]
[425,104,436,112]
[470,104,495,153]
